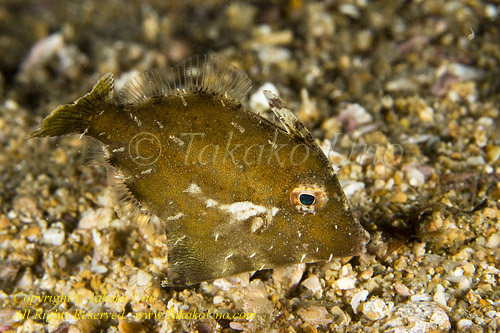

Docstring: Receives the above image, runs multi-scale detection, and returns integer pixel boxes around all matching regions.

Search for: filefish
[30,54,370,286]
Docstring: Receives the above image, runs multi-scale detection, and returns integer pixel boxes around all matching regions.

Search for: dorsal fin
[118,54,252,104]
[264,91,339,176]
[263,90,316,146]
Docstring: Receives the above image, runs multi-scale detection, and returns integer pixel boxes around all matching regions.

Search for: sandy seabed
[0,1,499,332]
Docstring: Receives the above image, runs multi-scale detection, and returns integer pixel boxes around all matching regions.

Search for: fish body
[31,55,370,286]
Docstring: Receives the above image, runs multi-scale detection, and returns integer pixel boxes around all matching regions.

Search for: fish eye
[289,182,328,214]
[299,193,315,206]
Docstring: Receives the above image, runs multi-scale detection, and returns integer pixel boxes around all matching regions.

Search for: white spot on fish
[140,168,152,175]
[173,235,186,245]
[231,121,245,133]
[271,207,279,216]
[166,212,184,221]
[179,94,187,106]
[219,201,278,222]
[168,135,184,146]
[133,115,142,126]
[250,217,264,234]
[184,183,202,194]
[205,199,218,208]
[79,128,88,140]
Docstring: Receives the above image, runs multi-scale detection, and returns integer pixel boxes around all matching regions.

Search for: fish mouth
[352,228,371,255]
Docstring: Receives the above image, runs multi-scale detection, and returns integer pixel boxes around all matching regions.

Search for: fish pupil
[299,193,315,206]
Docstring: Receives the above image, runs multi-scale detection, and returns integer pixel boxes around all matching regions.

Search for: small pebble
[213,295,224,304]
[297,305,333,327]
[43,227,65,246]
[486,233,500,249]
[362,297,390,321]
[19,33,64,74]
[385,77,418,92]
[341,180,365,196]
[301,275,322,298]
[351,290,369,314]
[418,106,434,122]
[16,269,34,289]
[485,4,498,19]
[336,103,373,128]
[433,289,448,308]
[394,283,412,296]
[257,47,291,66]
[410,293,432,302]
[391,192,407,203]
[339,4,361,19]
[272,263,306,295]
[382,301,451,331]
[79,208,115,229]
[485,145,500,163]
[336,277,356,290]
[118,320,146,333]
[137,269,153,286]
[457,318,473,329]
[73,288,94,307]
[226,2,256,31]
[404,166,425,187]
[462,263,475,275]
[0,214,10,229]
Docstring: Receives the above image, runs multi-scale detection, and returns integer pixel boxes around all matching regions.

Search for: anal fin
[162,230,212,287]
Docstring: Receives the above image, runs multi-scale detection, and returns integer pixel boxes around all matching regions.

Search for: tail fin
[30,74,114,138]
